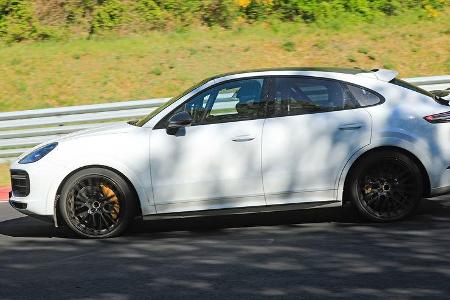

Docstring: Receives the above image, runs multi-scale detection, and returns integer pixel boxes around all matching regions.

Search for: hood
[16,122,136,162]
[57,122,134,143]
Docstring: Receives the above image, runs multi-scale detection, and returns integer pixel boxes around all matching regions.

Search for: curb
[0,186,10,201]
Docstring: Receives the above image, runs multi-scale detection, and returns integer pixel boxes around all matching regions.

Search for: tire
[347,151,423,222]
[59,167,137,238]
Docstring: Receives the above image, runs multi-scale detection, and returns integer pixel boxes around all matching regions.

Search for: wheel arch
[341,146,431,203]
[54,164,143,227]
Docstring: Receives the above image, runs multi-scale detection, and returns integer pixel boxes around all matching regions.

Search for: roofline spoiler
[356,68,399,82]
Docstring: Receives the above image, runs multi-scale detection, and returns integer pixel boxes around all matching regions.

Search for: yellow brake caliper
[101,185,120,220]
[363,184,373,195]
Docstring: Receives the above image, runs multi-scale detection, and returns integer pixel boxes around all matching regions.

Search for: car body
[9,67,450,237]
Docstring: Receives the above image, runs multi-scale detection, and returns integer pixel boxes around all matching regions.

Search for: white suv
[9,68,450,238]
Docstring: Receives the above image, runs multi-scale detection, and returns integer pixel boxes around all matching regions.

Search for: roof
[208,67,398,82]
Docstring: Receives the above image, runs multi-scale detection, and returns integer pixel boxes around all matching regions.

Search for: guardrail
[1,75,449,162]
[405,75,450,91]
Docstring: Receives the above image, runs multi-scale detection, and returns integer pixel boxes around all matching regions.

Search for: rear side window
[346,84,383,107]
[269,77,360,116]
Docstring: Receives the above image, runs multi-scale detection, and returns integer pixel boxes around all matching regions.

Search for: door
[150,78,268,213]
[262,76,379,205]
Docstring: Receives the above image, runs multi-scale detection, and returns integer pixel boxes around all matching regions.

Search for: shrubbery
[91,0,125,33]
[135,0,165,27]
[0,0,448,42]
[0,0,38,42]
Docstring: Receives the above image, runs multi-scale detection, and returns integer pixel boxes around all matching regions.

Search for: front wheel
[59,168,136,238]
[347,151,423,222]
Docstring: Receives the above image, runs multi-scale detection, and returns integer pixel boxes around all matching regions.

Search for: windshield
[135,78,211,127]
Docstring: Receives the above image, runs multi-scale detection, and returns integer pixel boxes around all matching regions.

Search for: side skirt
[430,186,450,198]
[143,200,341,221]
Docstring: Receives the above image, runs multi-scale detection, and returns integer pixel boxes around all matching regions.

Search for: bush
[135,0,166,29]
[155,0,201,24]
[62,0,98,24]
[201,0,238,28]
[270,0,449,23]
[270,0,301,21]
[374,0,402,16]
[0,0,448,42]
[239,0,274,21]
[90,0,125,33]
[0,0,37,42]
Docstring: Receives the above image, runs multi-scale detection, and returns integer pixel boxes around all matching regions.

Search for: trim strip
[145,200,340,220]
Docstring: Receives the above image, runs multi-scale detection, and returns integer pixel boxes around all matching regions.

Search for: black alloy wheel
[60,168,136,238]
[348,151,423,222]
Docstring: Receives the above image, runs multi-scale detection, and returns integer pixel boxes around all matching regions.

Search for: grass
[346,55,357,63]
[282,41,296,52]
[0,164,10,187]
[0,11,449,112]
[357,47,369,55]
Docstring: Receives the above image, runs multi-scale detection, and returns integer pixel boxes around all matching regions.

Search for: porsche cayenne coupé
[9,67,450,238]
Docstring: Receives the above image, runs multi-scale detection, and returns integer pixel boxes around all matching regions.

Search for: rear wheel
[59,168,136,238]
[347,151,423,222]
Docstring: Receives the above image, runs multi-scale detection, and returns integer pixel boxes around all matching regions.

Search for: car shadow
[1,198,449,239]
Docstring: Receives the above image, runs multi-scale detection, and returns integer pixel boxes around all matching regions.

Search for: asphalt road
[1,197,450,300]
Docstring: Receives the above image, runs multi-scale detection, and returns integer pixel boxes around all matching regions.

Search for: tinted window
[269,77,360,116]
[136,78,211,127]
[160,78,265,127]
[346,84,383,107]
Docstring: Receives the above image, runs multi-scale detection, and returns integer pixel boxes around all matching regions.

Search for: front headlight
[19,142,58,164]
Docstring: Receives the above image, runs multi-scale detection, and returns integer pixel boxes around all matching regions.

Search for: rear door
[262,76,379,205]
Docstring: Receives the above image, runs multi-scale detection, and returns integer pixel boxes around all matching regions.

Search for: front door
[149,78,269,213]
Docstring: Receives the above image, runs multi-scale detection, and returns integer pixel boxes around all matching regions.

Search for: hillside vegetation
[0,0,448,113]
[0,9,449,112]
[0,0,448,42]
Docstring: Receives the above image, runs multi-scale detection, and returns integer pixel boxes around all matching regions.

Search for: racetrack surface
[1,197,450,300]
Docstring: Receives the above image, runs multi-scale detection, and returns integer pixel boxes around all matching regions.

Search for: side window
[346,84,382,107]
[165,78,265,126]
[270,77,360,117]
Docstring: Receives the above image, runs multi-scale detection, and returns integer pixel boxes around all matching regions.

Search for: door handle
[232,135,255,142]
[339,123,363,130]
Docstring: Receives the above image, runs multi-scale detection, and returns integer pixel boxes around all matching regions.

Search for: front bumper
[9,191,27,210]
[9,193,53,224]
[8,158,68,218]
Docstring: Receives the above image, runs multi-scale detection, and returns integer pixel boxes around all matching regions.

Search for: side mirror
[166,111,193,135]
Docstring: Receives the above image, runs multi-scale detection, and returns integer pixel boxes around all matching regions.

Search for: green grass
[282,41,296,52]
[0,11,448,113]
[346,55,357,63]
[0,164,10,187]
